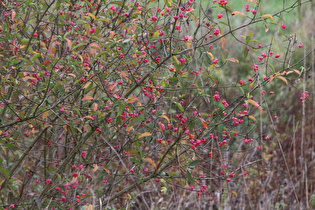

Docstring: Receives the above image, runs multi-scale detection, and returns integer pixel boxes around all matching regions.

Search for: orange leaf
[144,157,157,169]
[138,132,152,139]
[102,167,111,174]
[90,42,101,56]
[269,75,274,84]
[126,126,133,134]
[43,60,51,65]
[82,96,94,101]
[108,82,117,91]
[200,118,208,129]
[247,0,257,3]
[64,38,72,49]
[228,58,239,63]
[109,31,115,38]
[127,96,138,104]
[93,103,98,111]
[246,99,263,114]
[261,14,273,20]
[231,11,246,16]
[160,115,170,123]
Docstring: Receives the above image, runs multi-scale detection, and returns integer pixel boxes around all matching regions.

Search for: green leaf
[3,143,18,150]
[130,158,142,166]
[188,160,199,167]
[117,102,126,116]
[174,102,184,112]
[0,167,10,179]
[268,63,275,73]
[186,170,194,185]
[72,43,86,51]
[219,21,229,26]
[131,115,145,126]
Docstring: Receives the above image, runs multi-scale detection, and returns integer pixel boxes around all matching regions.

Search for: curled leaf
[246,99,263,113]
[261,14,273,20]
[138,132,152,139]
[231,11,246,16]
[160,115,170,123]
[275,76,288,85]
[144,157,157,169]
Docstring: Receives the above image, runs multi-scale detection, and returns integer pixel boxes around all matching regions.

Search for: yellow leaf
[231,11,246,16]
[186,41,191,50]
[160,115,170,123]
[200,118,208,129]
[231,191,238,197]
[63,125,68,131]
[138,132,152,139]
[163,0,171,7]
[82,81,91,89]
[220,37,226,49]
[68,73,76,78]
[275,76,288,85]
[206,52,214,60]
[249,81,255,89]
[82,96,94,101]
[73,52,83,62]
[248,115,256,121]
[24,76,37,80]
[144,157,157,169]
[42,110,49,120]
[261,14,273,20]
[93,164,98,171]
[246,99,263,114]
[173,56,179,65]
[86,12,95,20]
[84,115,94,120]
[263,21,269,32]
[102,167,111,174]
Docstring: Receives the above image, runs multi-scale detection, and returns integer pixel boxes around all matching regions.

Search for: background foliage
[0,0,314,209]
